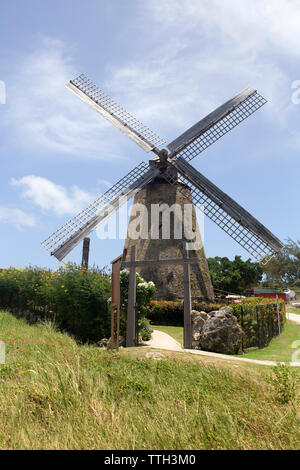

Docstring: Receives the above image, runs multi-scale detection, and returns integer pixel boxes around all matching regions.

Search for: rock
[98,336,125,349]
[98,338,109,348]
[200,308,243,355]
[291,302,300,308]
[191,310,208,342]
[145,352,165,360]
[107,336,125,349]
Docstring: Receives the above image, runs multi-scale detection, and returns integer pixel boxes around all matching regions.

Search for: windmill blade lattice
[166,158,283,263]
[67,75,166,152]
[167,88,267,162]
[42,161,159,261]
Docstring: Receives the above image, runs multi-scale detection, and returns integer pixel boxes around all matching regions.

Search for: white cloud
[103,0,299,149]
[147,0,300,58]
[0,207,36,230]
[3,37,128,160]
[11,175,95,216]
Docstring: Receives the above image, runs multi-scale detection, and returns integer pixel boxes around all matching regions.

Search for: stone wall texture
[123,176,215,302]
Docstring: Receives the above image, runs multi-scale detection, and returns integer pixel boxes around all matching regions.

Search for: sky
[0,0,299,270]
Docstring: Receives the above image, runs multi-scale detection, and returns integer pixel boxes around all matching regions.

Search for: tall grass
[0,311,299,450]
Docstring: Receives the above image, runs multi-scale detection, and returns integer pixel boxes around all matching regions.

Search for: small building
[253,288,286,302]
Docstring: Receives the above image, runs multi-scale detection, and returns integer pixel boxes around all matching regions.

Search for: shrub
[266,364,299,404]
[147,297,286,350]
[0,264,111,342]
[0,265,157,344]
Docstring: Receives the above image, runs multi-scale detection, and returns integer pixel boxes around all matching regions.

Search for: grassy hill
[0,310,299,450]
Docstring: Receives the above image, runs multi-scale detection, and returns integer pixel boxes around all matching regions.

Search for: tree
[207,256,263,295]
[263,238,300,287]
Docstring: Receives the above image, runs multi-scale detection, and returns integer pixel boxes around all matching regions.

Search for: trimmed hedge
[147,297,286,349]
[0,265,157,344]
[147,300,223,326]
[0,265,111,342]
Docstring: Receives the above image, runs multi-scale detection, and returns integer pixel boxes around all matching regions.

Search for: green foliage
[263,238,300,287]
[0,264,111,342]
[138,317,153,341]
[232,298,286,349]
[119,269,156,339]
[266,364,299,404]
[1,310,300,450]
[147,300,222,326]
[147,297,286,350]
[207,255,263,294]
[0,265,156,344]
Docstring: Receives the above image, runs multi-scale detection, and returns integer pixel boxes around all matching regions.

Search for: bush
[266,364,299,404]
[147,300,223,326]
[0,265,111,342]
[119,270,156,340]
[0,265,157,344]
[146,297,286,350]
[232,297,286,349]
[138,317,153,341]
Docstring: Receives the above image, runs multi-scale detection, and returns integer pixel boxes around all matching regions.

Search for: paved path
[143,320,300,367]
[286,312,300,324]
[143,330,182,351]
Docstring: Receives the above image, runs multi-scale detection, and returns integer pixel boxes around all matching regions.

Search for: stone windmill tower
[42,74,283,303]
[123,169,214,301]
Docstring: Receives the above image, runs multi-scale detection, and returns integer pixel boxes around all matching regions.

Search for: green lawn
[288,307,300,315]
[240,320,300,363]
[153,321,300,364]
[1,310,299,450]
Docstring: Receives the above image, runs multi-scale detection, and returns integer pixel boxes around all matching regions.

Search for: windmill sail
[42,162,159,261]
[167,88,267,162]
[167,157,283,262]
[66,75,166,152]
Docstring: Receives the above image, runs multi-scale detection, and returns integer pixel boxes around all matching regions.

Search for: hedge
[0,265,111,342]
[147,297,286,349]
[0,265,156,344]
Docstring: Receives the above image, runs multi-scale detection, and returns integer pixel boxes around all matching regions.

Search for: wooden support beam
[121,257,200,268]
[126,246,137,347]
[183,247,192,349]
[110,255,122,351]
[81,237,90,269]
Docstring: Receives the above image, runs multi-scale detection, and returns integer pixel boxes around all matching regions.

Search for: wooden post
[81,237,90,269]
[183,246,192,349]
[110,305,115,350]
[126,246,136,347]
[110,255,122,351]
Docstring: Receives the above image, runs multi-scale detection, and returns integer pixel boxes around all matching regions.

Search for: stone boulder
[199,306,243,355]
[98,336,125,349]
[191,310,208,349]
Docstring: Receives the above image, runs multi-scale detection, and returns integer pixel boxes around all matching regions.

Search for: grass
[0,310,300,450]
[240,320,300,363]
[288,307,300,315]
[153,321,300,364]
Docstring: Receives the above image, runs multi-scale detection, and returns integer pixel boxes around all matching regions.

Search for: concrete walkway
[286,312,300,324]
[144,330,182,352]
[143,320,300,367]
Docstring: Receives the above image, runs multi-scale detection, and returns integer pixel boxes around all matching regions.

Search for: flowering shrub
[119,270,156,340]
[0,265,110,342]
[147,297,286,350]
[0,265,156,344]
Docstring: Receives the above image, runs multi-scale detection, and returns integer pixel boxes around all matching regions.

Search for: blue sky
[0,0,299,270]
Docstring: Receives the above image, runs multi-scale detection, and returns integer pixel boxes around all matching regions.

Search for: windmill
[42,74,283,301]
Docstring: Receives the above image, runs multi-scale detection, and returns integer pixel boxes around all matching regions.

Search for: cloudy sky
[0,0,299,269]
